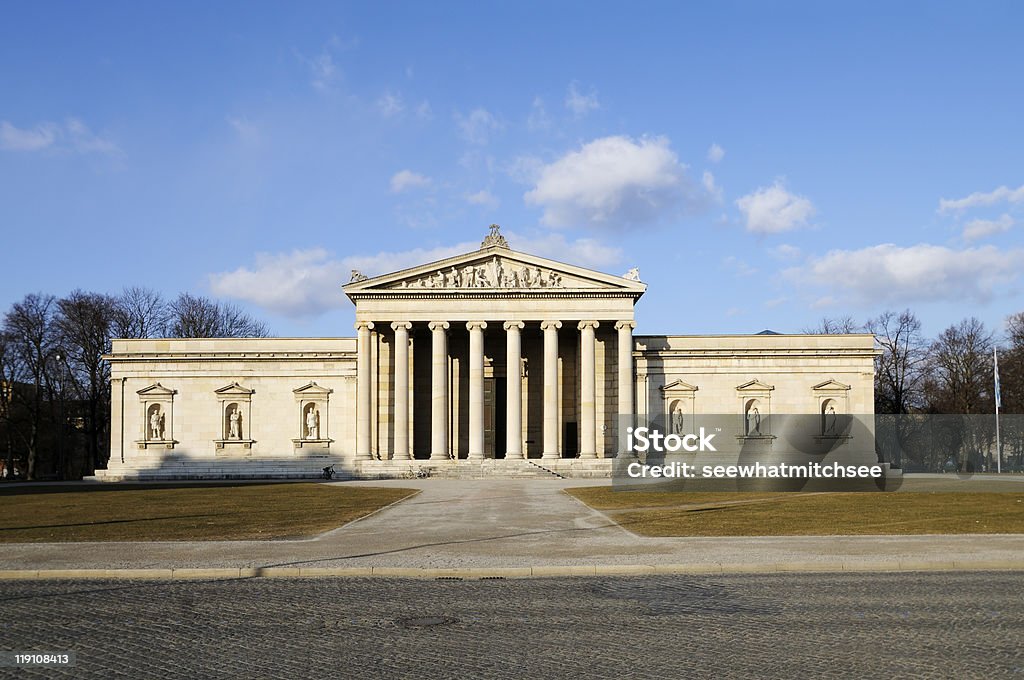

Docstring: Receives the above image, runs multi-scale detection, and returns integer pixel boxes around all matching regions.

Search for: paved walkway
[2,479,1023,576]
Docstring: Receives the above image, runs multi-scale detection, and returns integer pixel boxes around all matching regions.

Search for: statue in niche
[746,406,761,436]
[672,408,685,436]
[824,404,837,435]
[229,407,241,440]
[306,407,319,440]
[150,407,163,440]
[494,259,505,288]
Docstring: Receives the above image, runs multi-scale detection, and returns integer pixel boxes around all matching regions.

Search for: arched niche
[736,379,774,438]
[215,382,255,451]
[660,379,698,435]
[292,382,333,455]
[135,383,177,450]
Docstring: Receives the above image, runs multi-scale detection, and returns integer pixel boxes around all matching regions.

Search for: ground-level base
[88,457,615,482]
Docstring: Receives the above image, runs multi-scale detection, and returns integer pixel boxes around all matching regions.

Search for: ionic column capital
[577,320,600,331]
[390,321,412,332]
[466,321,488,331]
[503,321,525,332]
[614,320,636,331]
[355,321,375,332]
[428,321,450,332]
[540,320,562,331]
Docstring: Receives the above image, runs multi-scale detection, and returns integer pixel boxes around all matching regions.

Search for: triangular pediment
[812,379,851,391]
[661,379,699,393]
[137,382,176,397]
[293,381,333,396]
[343,244,646,298]
[736,379,774,392]
[215,382,254,396]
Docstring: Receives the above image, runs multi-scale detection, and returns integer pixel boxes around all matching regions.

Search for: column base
[504,452,525,460]
[467,452,484,461]
[541,452,559,460]
[578,451,598,459]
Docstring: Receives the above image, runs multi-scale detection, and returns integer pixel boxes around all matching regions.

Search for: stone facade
[100,226,878,480]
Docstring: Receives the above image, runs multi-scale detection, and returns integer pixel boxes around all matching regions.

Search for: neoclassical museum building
[99,226,878,480]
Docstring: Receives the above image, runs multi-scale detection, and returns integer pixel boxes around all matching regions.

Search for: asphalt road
[1,573,1022,679]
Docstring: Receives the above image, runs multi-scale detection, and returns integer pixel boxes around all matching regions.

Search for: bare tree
[112,286,170,339]
[0,330,24,478]
[168,293,270,338]
[56,290,116,474]
[865,310,927,414]
[802,316,862,334]
[926,317,993,414]
[2,294,59,479]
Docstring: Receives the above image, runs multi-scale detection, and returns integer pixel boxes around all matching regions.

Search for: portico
[344,226,645,462]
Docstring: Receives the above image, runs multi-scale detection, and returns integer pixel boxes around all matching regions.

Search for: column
[615,320,636,456]
[578,321,600,458]
[541,320,562,459]
[355,321,374,460]
[467,321,487,460]
[429,321,450,460]
[504,321,525,459]
[391,322,412,460]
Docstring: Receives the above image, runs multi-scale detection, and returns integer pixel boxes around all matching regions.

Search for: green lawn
[566,487,1024,537]
[0,482,417,542]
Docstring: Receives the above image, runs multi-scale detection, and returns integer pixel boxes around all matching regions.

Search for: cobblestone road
[1,572,1021,679]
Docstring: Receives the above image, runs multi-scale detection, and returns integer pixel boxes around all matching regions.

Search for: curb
[2,561,1024,581]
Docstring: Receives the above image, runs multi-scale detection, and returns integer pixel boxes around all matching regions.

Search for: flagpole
[994,345,1001,474]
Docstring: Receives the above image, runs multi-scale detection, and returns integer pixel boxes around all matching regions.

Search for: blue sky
[2,1,1022,339]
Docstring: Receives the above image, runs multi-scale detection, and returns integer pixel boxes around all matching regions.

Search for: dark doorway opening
[494,377,507,459]
[563,421,578,458]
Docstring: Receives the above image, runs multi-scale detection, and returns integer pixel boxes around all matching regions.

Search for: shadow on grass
[0,480,320,497]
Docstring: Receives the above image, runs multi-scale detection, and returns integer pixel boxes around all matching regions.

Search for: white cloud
[963,214,1014,241]
[308,50,337,92]
[736,180,815,234]
[503,231,622,269]
[565,81,599,118]
[376,91,404,117]
[527,96,551,132]
[389,169,432,193]
[0,118,119,155]
[415,100,432,119]
[210,232,626,318]
[939,183,1024,214]
[210,243,477,318]
[0,121,59,151]
[226,116,261,144]
[523,135,708,229]
[786,243,1022,306]
[702,170,723,202]
[722,256,757,277]
[768,243,802,260]
[209,249,350,318]
[466,189,499,208]
[707,143,725,163]
[456,108,503,145]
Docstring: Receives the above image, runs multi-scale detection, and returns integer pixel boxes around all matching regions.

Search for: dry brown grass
[0,482,417,542]
[566,487,1024,537]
